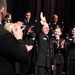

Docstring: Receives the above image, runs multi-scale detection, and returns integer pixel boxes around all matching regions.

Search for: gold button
[47,54,49,56]
[59,50,60,52]
[59,53,61,55]
[51,50,52,52]
[50,46,52,48]
[47,49,49,51]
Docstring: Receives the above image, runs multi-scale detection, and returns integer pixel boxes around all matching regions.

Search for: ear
[0,7,4,16]
[60,31,62,35]
[0,7,7,18]
[0,7,5,12]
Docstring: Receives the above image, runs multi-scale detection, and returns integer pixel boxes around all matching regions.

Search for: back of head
[0,0,7,19]
[0,0,7,10]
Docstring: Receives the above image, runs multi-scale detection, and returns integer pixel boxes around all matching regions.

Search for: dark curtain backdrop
[7,0,71,32]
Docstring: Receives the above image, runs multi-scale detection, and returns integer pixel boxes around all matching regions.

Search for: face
[9,15,12,20]
[53,15,58,23]
[0,7,7,19]
[7,14,12,23]
[72,28,75,36]
[54,28,62,38]
[25,12,31,20]
[42,23,49,35]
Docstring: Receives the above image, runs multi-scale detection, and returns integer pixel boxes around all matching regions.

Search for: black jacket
[0,25,29,75]
[52,37,66,64]
[67,37,75,60]
[36,33,54,68]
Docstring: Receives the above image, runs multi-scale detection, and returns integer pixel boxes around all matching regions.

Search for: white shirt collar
[56,37,60,40]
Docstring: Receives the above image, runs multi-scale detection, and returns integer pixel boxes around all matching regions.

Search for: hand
[40,12,47,24]
[40,16,47,25]
[28,26,34,33]
[61,40,65,47]
[40,12,44,21]
[12,21,25,40]
[52,65,54,71]
[25,45,33,52]
[57,41,60,48]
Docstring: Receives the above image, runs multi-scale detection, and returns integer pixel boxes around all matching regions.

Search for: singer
[68,25,75,75]
[52,27,66,75]
[36,23,54,75]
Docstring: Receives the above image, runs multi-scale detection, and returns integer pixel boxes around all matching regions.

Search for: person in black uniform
[23,11,34,39]
[50,14,59,29]
[52,27,66,75]
[22,11,35,75]
[23,11,33,25]
[0,0,31,75]
[36,22,54,75]
[4,13,12,23]
[49,14,59,37]
[67,25,75,75]
[49,14,64,37]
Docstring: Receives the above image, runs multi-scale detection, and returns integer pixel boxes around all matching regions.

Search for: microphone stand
[65,35,69,75]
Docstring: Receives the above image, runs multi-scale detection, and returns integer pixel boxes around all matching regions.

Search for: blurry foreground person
[0,0,32,75]
[36,22,54,75]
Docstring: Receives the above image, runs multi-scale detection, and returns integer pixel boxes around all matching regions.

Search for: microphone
[21,25,26,28]
[62,20,64,25]
[66,33,73,42]
[34,17,37,23]
[31,33,36,40]
[61,20,64,29]
[66,33,69,40]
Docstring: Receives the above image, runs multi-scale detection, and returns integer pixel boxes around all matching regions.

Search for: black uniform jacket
[68,37,75,60]
[52,37,66,64]
[36,33,54,68]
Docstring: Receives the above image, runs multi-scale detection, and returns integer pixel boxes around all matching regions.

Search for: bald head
[53,14,58,18]
[52,14,58,23]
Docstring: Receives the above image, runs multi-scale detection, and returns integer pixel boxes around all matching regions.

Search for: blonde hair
[4,23,14,33]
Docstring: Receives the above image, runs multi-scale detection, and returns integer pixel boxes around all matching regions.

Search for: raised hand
[61,40,65,47]
[40,12,44,21]
[12,21,25,40]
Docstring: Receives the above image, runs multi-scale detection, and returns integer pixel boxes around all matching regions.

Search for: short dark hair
[25,10,31,15]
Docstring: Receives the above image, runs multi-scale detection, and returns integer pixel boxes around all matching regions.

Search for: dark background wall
[6,0,71,33]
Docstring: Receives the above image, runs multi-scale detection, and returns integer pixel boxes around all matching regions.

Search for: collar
[56,37,60,40]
